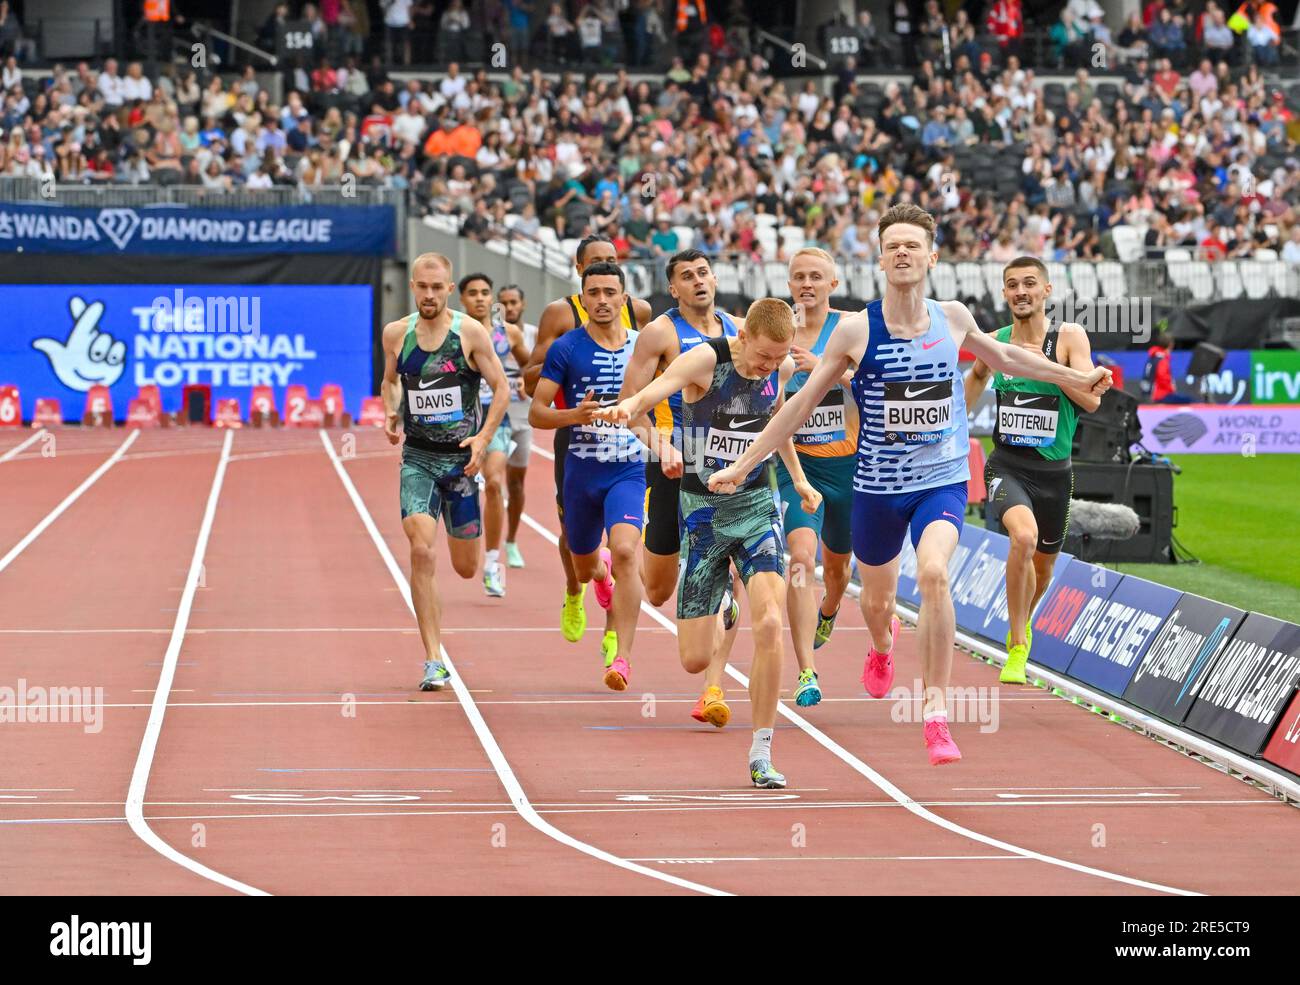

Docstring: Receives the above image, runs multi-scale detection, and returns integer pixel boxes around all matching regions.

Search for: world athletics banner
[1137,405,1300,454]
[0,203,396,256]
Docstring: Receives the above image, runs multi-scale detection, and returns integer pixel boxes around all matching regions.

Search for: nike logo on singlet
[904,385,940,399]
[922,339,942,350]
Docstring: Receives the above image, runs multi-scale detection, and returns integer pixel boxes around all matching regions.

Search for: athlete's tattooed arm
[379,318,408,446]
[1056,322,1102,412]
[947,302,1112,396]
[618,315,682,475]
[707,313,867,494]
[598,342,717,428]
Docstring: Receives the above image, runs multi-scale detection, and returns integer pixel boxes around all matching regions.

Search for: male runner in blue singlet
[708,205,1112,765]
[530,262,647,691]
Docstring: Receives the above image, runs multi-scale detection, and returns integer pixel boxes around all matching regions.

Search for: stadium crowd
[0,0,1297,264]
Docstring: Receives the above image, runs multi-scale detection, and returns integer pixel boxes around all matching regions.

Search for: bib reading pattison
[704,412,765,469]
[995,390,1060,448]
[881,379,954,444]
[795,388,847,445]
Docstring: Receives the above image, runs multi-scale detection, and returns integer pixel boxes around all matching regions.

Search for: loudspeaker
[1072,388,1142,463]
[1064,460,1175,563]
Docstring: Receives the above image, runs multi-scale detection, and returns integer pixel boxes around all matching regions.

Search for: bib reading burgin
[851,298,970,495]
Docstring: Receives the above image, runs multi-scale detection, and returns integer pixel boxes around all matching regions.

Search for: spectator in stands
[440,0,472,62]
[0,2,21,61]
[1281,225,1300,263]
[1246,10,1280,63]
[383,0,414,66]
[986,0,1024,57]
[98,59,125,110]
[1147,7,1187,61]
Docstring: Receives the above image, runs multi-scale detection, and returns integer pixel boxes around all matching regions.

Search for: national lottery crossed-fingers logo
[31,296,127,392]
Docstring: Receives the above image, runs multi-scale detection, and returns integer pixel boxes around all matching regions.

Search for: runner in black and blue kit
[617,249,743,728]
[705,205,1112,767]
[600,298,821,790]
[530,262,647,693]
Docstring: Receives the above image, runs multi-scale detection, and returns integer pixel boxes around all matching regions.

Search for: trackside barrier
[882,523,1300,798]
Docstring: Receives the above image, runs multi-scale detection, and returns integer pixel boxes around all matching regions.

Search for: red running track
[1,426,1297,895]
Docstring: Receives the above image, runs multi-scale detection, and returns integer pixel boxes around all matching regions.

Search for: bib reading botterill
[882,379,953,445]
[795,389,846,445]
[995,390,1060,448]
[406,372,464,423]
[704,411,766,472]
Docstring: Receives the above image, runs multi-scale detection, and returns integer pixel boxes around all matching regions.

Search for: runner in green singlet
[963,256,1102,684]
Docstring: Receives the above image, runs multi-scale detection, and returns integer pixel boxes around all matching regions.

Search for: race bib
[995,390,1059,447]
[704,410,767,470]
[406,373,463,423]
[795,388,847,446]
[882,380,953,445]
[574,392,624,445]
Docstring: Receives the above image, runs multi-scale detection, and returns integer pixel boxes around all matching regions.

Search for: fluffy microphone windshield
[1069,499,1141,540]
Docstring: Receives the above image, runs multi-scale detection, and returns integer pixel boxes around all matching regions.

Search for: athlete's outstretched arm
[1057,322,1102,412]
[379,319,406,446]
[617,317,682,472]
[948,302,1111,395]
[707,314,866,493]
[522,299,573,395]
[598,343,717,427]
[631,297,654,329]
[772,358,822,514]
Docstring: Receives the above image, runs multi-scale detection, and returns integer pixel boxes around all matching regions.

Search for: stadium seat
[1216,261,1244,300]
[1044,261,1070,295]
[929,262,958,300]
[955,262,986,301]
[536,226,561,251]
[511,239,543,266]
[1254,248,1278,261]
[1239,261,1273,299]
[1069,261,1099,301]
[558,236,579,257]
[1187,262,1216,301]
[1095,261,1127,298]
[624,264,654,299]
[983,263,1007,307]
[755,227,778,260]
[742,261,767,300]
[1111,226,1143,263]
[1273,261,1299,298]
[486,239,510,255]
[1164,251,1192,289]
[672,226,696,250]
[764,261,788,297]
[545,255,574,279]
[754,213,779,229]
[846,261,877,300]
[713,260,741,295]
[779,226,806,253]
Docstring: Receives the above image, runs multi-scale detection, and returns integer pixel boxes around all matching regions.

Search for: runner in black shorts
[964,256,1102,685]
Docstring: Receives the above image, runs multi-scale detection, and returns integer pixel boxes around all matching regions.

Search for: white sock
[486,549,499,570]
[748,727,773,764]
[923,709,948,723]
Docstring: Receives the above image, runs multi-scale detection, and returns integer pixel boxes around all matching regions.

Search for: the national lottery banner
[0,284,373,421]
[0,204,396,256]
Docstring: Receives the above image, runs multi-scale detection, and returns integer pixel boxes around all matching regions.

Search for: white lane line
[518,510,1203,898]
[0,429,46,463]
[321,430,728,897]
[955,786,1201,791]
[631,855,1030,863]
[0,431,139,576]
[125,428,268,897]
